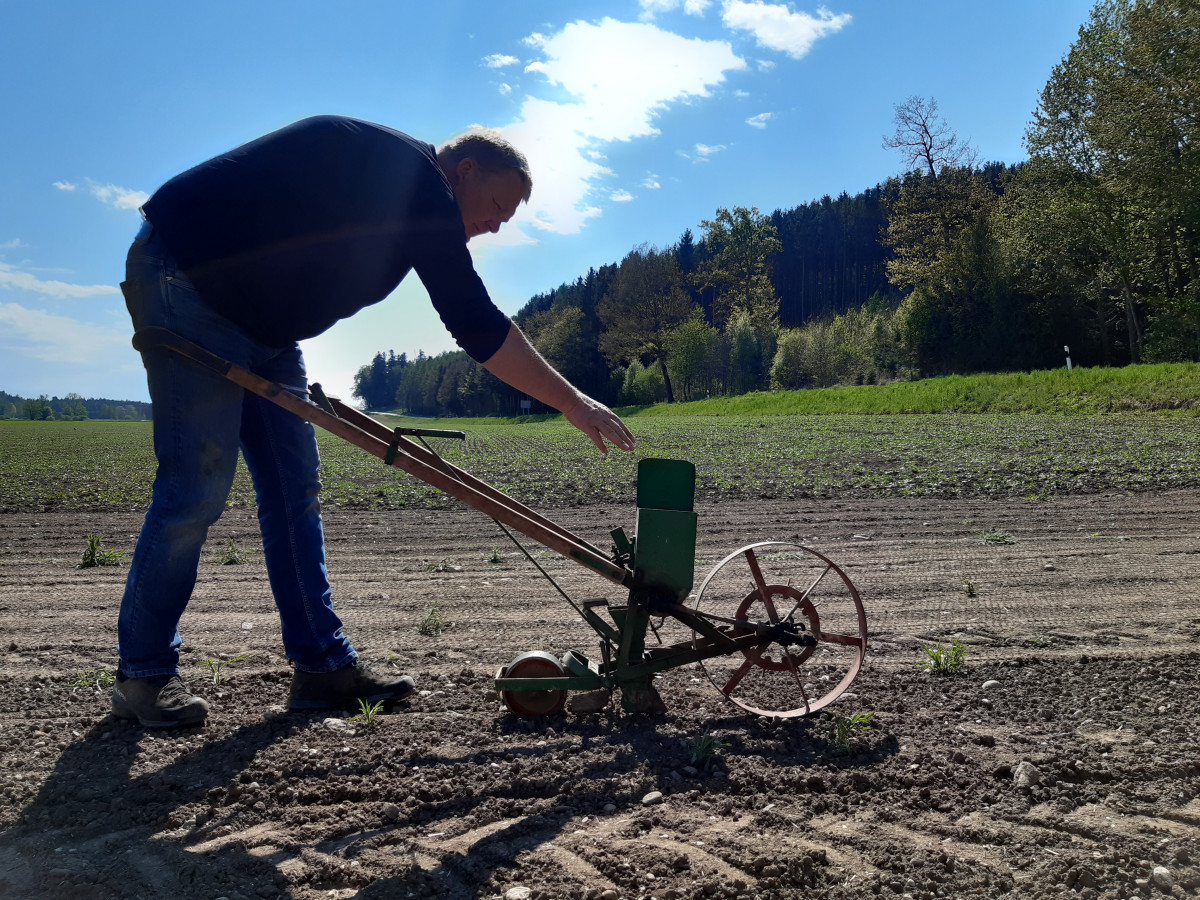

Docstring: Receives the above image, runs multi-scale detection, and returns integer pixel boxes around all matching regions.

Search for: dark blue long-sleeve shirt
[140,115,512,361]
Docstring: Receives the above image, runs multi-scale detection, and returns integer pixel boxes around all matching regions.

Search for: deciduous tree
[597,245,692,403]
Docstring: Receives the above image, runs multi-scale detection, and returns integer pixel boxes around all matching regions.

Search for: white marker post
[1064,345,1072,371]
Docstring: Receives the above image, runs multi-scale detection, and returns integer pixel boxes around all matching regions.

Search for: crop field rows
[1,417,1199,899]
[3,491,1199,707]
[4,414,1200,513]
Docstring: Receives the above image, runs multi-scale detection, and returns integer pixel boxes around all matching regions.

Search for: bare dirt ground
[1,491,1198,900]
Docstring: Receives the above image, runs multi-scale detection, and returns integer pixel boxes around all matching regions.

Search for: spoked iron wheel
[693,542,867,718]
[499,650,568,717]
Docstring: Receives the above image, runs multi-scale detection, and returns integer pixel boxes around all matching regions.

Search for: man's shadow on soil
[1,716,295,899]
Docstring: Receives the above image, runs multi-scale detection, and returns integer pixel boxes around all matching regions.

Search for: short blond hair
[437,129,532,201]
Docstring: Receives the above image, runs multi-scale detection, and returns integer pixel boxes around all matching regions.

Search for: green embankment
[381,362,1200,427]
[624,363,1200,418]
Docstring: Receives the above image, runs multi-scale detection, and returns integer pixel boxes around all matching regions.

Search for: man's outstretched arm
[482,323,635,455]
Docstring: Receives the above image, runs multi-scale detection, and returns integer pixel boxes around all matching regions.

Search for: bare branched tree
[882,96,977,180]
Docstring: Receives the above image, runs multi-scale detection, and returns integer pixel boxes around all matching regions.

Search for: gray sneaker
[288,660,416,711]
[112,673,210,728]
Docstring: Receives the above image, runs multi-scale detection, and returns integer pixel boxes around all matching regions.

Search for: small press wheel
[694,542,867,718]
[500,651,567,718]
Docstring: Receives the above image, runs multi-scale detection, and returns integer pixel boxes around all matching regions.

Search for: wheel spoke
[780,649,811,715]
[743,549,782,623]
[721,646,765,695]
[784,563,833,622]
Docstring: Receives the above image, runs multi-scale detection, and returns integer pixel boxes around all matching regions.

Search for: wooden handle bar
[132,327,632,588]
[322,395,612,562]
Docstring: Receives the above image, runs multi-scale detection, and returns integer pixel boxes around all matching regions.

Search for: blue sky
[0,0,1095,403]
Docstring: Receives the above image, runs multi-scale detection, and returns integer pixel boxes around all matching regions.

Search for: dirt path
[0,492,1197,899]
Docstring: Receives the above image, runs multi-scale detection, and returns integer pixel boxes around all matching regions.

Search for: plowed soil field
[1,487,1199,900]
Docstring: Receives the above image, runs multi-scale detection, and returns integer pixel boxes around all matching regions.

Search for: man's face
[452,159,526,241]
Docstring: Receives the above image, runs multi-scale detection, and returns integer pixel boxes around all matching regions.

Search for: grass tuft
[975,529,1013,545]
[683,732,728,766]
[830,710,876,753]
[78,534,125,568]
[200,653,248,686]
[917,639,968,675]
[349,698,385,729]
[417,604,449,636]
[69,668,116,690]
[219,538,248,565]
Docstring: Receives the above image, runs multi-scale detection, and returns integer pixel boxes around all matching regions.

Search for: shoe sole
[111,700,208,729]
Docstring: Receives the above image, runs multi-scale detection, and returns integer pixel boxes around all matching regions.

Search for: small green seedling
[683,732,728,766]
[830,710,876,753]
[485,547,504,564]
[961,577,977,597]
[200,653,248,686]
[417,604,448,636]
[349,698,385,729]
[917,639,968,675]
[78,534,126,569]
[220,538,248,565]
[975,529,1013,545]
[69,668,116,690]
[426,557,461,573]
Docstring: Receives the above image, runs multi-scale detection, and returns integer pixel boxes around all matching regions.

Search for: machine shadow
[347,708,898,898]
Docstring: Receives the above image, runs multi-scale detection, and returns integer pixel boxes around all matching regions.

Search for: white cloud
[722,2,851,59]
[523,32,548,48]
[0,302,128,365]
[610,189,635,202]
[0,262,120,299]
[499,82,512,95]
[756,58,776,71]
[0,238,28,251]
[52,181,77,191]
[468,224,539,248]
[638,0,712,18]
[747,112,774,128]
[502,17,744,234]
[695,142,727,157]
[89,182,149,211]
[642,175,662,189]
[484,53,520,68]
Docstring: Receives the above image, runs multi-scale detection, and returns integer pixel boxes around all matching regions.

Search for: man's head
[437,129,532,241]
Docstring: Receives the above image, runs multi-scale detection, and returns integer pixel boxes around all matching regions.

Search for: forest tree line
[0,390,150,421]
[354,0,1198,416]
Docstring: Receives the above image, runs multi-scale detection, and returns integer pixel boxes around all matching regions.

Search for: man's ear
[455,158,478,184]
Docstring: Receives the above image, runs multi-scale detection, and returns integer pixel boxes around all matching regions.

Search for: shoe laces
[156,675,193,702]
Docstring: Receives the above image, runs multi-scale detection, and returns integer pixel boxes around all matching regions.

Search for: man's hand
[563,395,635,455]
[481,323,637,454]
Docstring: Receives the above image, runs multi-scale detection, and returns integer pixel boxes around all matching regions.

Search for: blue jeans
[118,221,355,677]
